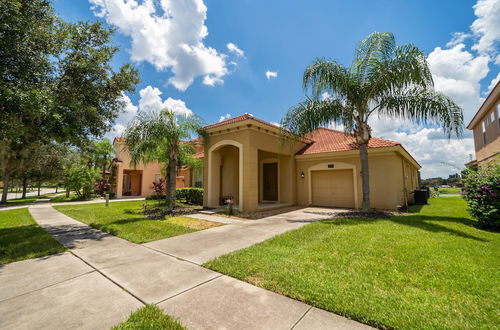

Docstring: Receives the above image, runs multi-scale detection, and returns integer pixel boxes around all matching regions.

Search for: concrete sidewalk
[0,204,372,330]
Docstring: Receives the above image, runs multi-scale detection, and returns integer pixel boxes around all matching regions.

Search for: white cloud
[112,123,126,136]
[487,72,500,92]
[369,0,500,178]
[471,0,500,55]
[377,126,474,178]
[109,85,193,138]
[265,70,278,80]
[227,43,244,57]
[427,44,489,121]
[138,86,193,116]
[446,32,471,47]
[219,113,232,122]
[321,92,332,100]
[89,0,231,91]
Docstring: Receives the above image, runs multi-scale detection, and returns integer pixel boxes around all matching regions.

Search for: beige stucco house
[113,137,204,197]
[113,114,421,212]
[466,80,500,168]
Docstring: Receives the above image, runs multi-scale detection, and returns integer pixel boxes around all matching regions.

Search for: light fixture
[300,172,305,178]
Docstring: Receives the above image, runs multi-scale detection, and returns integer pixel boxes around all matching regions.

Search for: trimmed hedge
[176,187,203,205]
[146,187,203,205]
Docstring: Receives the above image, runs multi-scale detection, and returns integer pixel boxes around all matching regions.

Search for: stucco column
[116,162,123,198]
[242,145,258,213]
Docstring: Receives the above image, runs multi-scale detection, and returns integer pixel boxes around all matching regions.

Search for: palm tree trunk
[359,143,371,211]
[168,147,177,210]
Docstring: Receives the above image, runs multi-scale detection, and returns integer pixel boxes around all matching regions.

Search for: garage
[311,169,355,208]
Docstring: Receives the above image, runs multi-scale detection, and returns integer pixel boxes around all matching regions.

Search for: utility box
[414,189,429,205]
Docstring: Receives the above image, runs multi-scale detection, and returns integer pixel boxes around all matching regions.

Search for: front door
[263,162,278,201]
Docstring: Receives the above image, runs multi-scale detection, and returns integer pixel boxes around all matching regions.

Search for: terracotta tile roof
[296,127,400,155]
[113,137,126,143]
[193,151,204,159]
[204,113,281,131]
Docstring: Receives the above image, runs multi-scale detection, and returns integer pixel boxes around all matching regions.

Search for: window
[484,114,491,126]
[482,121,487,144]
[498,104,500,128]
[193,168,203,188]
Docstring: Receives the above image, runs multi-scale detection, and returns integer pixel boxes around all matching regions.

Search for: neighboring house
[204,114,419,212]
[466,81,500,168]
[112,137,203,197]
[114,114,420,211]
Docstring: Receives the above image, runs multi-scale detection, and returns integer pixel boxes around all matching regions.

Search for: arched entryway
[207,140,243,212]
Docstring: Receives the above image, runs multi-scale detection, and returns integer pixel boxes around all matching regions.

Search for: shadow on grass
[0,225,66,266]
[321,214,488,242]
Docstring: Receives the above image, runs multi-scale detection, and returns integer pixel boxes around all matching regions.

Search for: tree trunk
[55,185,58,193]
[1,169,10,203]
[167,147,178,210]
[359,143,371,212]
[37,182,41,196]
[22,177,28,199]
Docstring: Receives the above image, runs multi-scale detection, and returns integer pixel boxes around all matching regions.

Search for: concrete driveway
[0,204,372,330]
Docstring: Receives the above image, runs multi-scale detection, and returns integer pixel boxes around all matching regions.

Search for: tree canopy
[0,0,139,202]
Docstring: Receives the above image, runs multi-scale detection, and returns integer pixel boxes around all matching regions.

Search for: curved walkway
[0,203,372,330]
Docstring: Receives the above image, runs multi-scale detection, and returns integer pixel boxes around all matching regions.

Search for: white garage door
[311,169,355,208]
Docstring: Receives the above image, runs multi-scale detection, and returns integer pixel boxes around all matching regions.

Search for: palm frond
[377,87,463,137]
[124,108,203,168]
[352,32,396,82]
[280,98,353,139]
[367,44,433,100]
[303,58,352,99]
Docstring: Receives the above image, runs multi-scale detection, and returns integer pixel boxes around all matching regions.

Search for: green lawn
[54,201,221,243]
[113,305,185,330]
[0,193,58,207]
[0,208,66,264]
[204,197,500,329]
[50,193,90,203]
[437,187,461,195]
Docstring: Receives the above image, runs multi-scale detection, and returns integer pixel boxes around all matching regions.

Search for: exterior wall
[296,150,418,210]
[177,167,192,188]
[470,91,500,165]
[115,141,189,197]
[203,126,305,212]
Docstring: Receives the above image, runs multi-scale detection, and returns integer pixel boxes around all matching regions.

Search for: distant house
[113,114,420,211]
[112,137,203,197]
[466,81,500,168]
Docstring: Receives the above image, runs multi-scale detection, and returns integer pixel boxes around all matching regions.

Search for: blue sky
[54,0,500,178]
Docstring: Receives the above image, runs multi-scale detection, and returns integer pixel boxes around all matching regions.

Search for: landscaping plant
[125,109,204,211]
[281,32,463,211]
[462,163,500,229]
[176,187,203,205]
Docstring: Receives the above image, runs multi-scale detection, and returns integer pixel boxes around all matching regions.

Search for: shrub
[176,187,203,205]
[64,166,101,199]
[462,164,500,229]
[146,194,166,201]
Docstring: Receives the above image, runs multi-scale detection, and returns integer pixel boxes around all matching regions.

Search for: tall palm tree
[125,109,203,210]
[281,32,463,211]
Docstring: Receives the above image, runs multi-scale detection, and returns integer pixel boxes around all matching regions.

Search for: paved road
[0,204,372,330]
[4,188,58,201]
